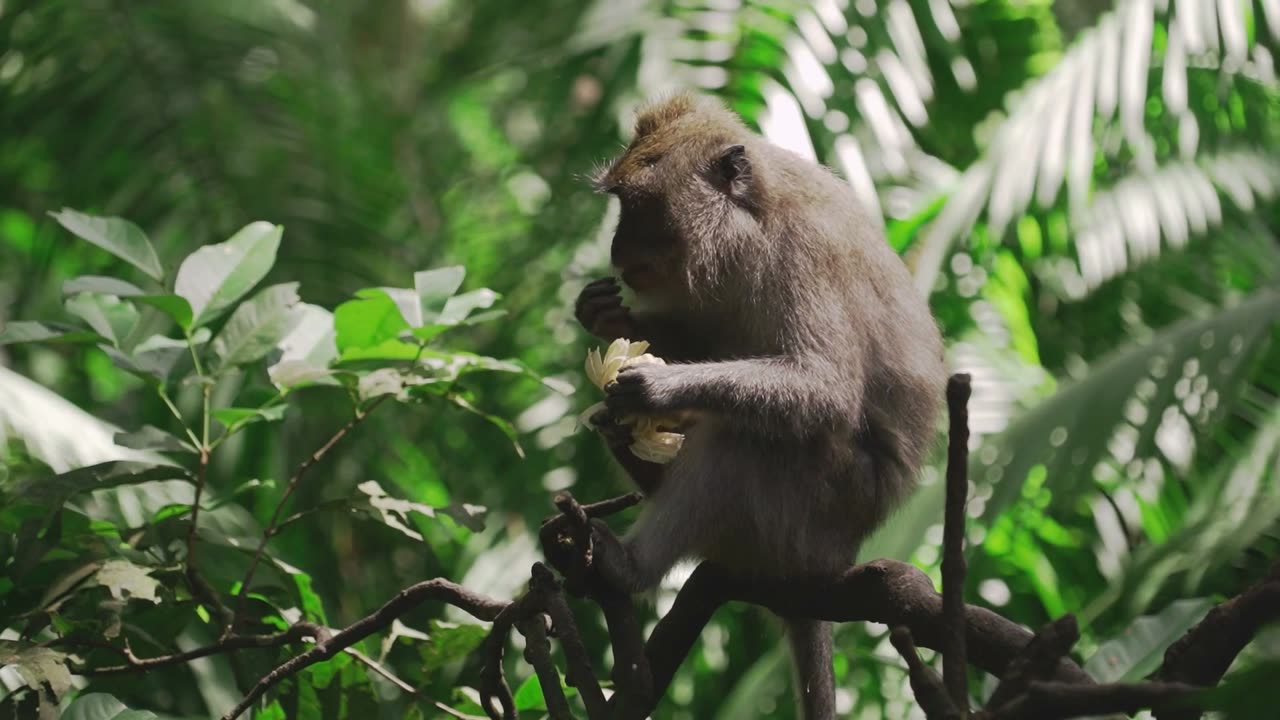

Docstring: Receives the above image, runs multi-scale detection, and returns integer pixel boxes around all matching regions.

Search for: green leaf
[333,289,416,358]
[174,221,283,328]
[3,461,189,505]
[419,620,488,672]
[414,266,466,324]
[0,321,104,345]
[267,303,338,388]
[211,282,302,367]
[133,294,194,331]
[104,334,191,382]
[1084,598,1214,682]
[91,559,162,604]
[514,673,547,712]
[352,479,487,534]
[65,293,139,347]
[49,208,163,281]
[439,287,499,324]
[114,425,196,454]
[61,693,160,720]
[62,276,145,297]
[212,405,287,429]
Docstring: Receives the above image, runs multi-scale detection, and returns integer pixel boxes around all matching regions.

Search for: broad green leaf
[333,289,416,358]
[414,266,465,324]
[352,479,487,534]
[91,559,161,604]
[104,335,190,382]
[3,461,189,505]
[65,292,139,347]
[174,221,282,328]
[212,282,301,366]
[445,392,525,459]
[49,208,163,281]
[133,294,194,331]
[0,321,104,345]
[0,641,73,700]
[514,673,547,712]
[62,276,145,297]
[419,620,488,672]
[980,290,1280,522]
[267,303,338,388]
[61,693,160,720]
[212,405,287,429]
[1084,598,1214,682]
[438,287,498,325]
[114,425,196,454]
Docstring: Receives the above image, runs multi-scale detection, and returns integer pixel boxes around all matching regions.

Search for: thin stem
[225,395,388,636]
[157,387,202,449]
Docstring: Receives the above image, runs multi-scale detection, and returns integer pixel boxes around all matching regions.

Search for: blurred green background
[1,0,1278,718]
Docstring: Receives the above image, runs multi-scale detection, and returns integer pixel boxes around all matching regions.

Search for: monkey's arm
[607,357,854,433]
[590,407,665,495]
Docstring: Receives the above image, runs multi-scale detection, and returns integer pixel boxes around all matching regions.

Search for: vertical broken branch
[942,373,972,711]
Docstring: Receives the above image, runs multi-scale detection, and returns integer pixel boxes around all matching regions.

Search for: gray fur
[576,93,947,719]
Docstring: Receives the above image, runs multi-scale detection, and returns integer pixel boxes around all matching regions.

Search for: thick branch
[531,563,609,719]
[942,373,972,709]
[985,680,1204,720]
[890,627,961,720]
[222,578,506,720]
[518,614,573,720]
[985,615,1079,710]
[639,560,1091,715]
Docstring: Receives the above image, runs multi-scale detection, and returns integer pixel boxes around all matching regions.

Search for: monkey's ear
[714,144,752,197]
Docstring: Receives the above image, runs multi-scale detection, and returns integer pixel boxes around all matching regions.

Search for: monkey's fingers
[590,407,635,447]
[582,276,621,292]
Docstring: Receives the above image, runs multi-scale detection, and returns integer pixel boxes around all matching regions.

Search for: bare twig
[891,627,961,720]
[227,396,388,636]
[75,622,328,676]
[344,646,487,720]
[222,577,506,720]
[942,373,972,711]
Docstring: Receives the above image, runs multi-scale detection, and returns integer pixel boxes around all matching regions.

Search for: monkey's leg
[785,617,837,720]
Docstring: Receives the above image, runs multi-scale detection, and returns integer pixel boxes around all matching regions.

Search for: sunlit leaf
[61,693,160,720]
[419,620,488,672]
[333,289,415,358]
[212,282,302,367]
[514,673,547,712]
[62,276,145,297]
[65,292,139,347]
[1083,597,1213,682]
[0,642,73,703]
[3,461,189,505]
[414,266,466,324]
[352,479,487,534]
[91,559,162,604]
[49,208,163,281]
[174,221,283,328]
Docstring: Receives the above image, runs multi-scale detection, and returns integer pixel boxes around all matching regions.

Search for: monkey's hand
[605,363,684,416]
[575,277,639,342]
[589,406,636,449]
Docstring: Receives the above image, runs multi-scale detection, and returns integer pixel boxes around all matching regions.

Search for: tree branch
[517,614,574,720]
[890,627,961,720]
[985,615,1079,710]
[984,680,1204,720]
[74,622,328,676]
[942,373,972,710]
[221,577,506,720]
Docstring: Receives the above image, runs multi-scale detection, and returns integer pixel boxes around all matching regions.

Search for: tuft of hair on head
[632,91,742,139]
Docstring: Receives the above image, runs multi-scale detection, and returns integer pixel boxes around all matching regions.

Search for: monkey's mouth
[620,264,662,292]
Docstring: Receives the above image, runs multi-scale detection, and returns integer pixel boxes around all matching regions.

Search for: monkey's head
[592,93,766,302]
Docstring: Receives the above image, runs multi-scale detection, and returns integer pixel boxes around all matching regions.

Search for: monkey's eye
[639,154,662,167]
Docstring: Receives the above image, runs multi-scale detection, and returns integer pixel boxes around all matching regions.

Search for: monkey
[573,93,947,720]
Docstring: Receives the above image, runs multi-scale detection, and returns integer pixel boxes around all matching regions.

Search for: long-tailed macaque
[574,93,947,719]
